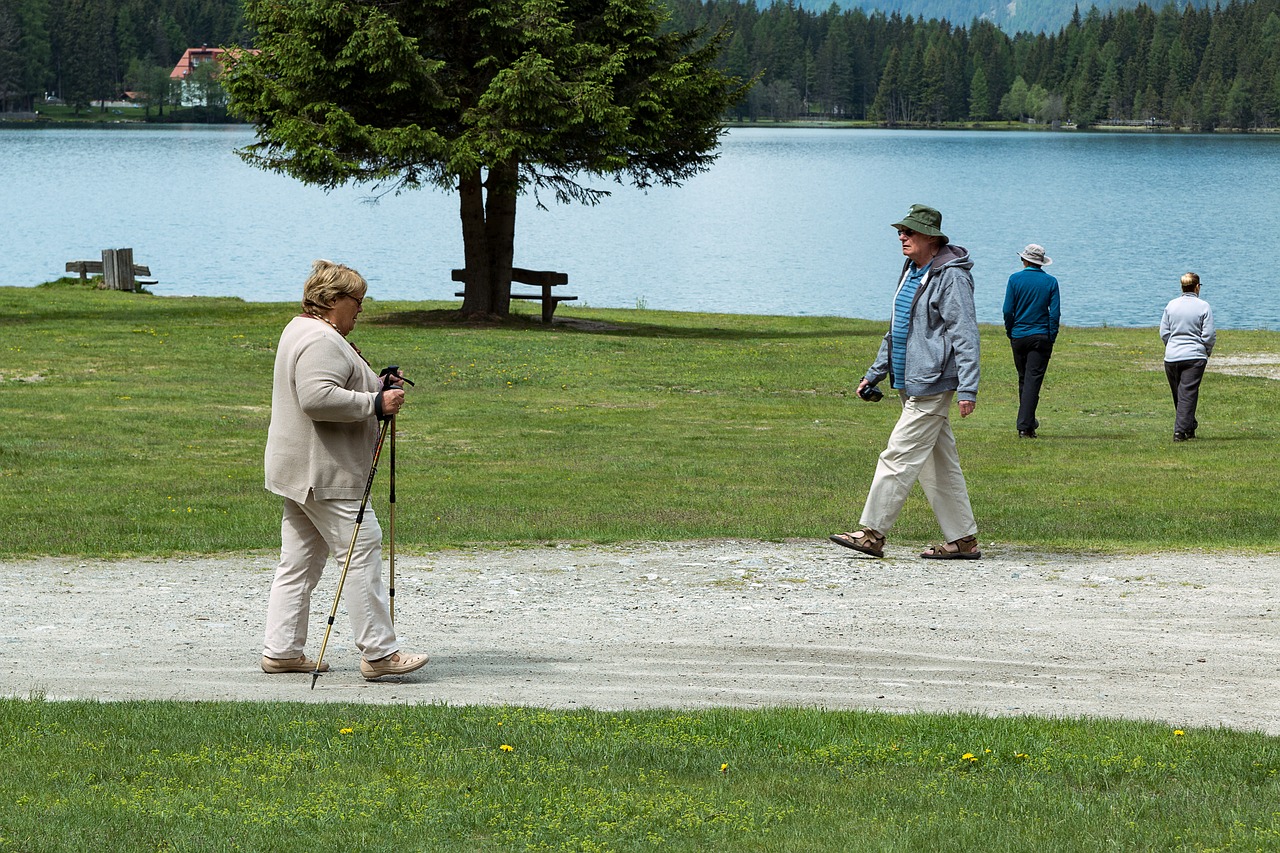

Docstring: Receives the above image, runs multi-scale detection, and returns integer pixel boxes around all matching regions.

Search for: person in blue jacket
[1003,244,1060,438]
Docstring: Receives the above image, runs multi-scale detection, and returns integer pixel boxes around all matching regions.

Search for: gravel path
[3,541,1276,734]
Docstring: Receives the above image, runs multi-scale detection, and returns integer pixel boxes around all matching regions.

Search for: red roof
[169,47,257,79]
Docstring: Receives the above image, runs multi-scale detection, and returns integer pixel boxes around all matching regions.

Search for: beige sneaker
[360,651,429,680]
[261,655,330,674]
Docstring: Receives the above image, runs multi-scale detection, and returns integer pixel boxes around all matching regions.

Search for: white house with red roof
[169,46,256,107]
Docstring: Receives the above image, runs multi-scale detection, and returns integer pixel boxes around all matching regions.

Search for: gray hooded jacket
[865,243,980,402]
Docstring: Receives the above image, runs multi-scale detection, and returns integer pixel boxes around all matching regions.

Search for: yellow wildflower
[500,744,514,752]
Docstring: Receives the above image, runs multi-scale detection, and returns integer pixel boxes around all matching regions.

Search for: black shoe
[1173,432,1189,442]
[1018,430,1037,438]
[1186,429,1196,439]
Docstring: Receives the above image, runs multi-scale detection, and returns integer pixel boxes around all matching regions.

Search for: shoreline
[7,115,1276,135]
[10,285,1280,337]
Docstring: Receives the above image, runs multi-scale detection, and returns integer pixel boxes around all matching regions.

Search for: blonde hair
[302,260,367,313]
[1180,272,1200,292]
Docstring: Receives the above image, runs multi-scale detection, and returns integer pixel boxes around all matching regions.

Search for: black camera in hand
[857,383,884,402]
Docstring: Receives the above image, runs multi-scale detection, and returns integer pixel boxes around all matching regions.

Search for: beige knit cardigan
[264,315,382,502]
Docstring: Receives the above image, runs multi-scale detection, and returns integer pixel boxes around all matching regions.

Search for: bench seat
[451,267,576,323]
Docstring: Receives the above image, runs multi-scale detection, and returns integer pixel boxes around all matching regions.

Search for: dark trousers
[1010,334,1053,433]
[1165,359,1207,437]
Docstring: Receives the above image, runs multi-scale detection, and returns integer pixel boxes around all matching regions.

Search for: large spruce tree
[223,0,745,317]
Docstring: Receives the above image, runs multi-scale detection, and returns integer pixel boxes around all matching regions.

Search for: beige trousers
[859,391,977,543]
[263,494,398,661]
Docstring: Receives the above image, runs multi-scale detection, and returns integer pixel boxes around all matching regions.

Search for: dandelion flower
[500,744,514,752]
[720,763,729,774]
[339,728,353,735]
[1173,730,1185,737]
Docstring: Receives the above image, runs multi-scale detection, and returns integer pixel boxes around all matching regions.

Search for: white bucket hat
[1019,244,1051,266]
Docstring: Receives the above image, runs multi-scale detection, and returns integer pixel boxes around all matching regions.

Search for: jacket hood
[931,243,972,272]
[899,243,973,276]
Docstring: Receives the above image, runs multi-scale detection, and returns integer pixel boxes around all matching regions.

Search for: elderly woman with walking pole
[260,259,428,682]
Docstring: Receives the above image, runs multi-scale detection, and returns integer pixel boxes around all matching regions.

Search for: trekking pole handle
[380,365,414,388]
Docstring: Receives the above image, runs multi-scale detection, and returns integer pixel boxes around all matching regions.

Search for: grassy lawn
[1,279,1276,557]
[2,281,1278,851]
[2,699,1277,852]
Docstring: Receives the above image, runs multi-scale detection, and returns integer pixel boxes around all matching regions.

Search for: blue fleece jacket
[1003,266,1060,341]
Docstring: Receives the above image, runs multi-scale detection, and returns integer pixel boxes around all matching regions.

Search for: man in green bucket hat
[830,204,983,560]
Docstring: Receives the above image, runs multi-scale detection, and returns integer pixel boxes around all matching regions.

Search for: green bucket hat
[891,204,948,244]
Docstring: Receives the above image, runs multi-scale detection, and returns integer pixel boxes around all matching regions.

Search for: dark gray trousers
[1164,358,1207,437]
[1011,334,1053,433]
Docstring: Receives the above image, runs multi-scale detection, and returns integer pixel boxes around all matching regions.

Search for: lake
[1,124,1276,329]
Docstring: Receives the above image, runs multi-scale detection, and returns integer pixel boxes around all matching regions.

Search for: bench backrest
[452,267,568,286]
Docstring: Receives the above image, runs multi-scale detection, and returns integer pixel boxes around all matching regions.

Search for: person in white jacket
[261,260,428,680]
[1159,272,1216,442]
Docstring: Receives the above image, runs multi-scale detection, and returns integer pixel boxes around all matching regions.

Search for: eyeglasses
[897,228,916,237]
[342,293,365,307]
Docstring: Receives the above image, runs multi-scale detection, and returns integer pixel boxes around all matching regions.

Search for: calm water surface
[1,124,1278,329]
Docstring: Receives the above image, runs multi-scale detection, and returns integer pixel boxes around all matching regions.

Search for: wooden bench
[66,248,155,291]
[453,267,576,323]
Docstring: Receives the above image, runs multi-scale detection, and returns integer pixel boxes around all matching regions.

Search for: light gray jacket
[264,316,382,502]
[1160,293,1215,362]
[865,244,981,402]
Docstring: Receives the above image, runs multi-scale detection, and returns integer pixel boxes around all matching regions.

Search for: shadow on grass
[370,308,879,341]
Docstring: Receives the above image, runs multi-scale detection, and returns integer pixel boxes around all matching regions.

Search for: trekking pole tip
[310,670,322,690]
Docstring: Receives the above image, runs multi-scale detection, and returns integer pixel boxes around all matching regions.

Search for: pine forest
[3,0,1280,131]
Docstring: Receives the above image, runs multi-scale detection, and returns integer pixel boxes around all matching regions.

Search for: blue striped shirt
[891,263,929,387]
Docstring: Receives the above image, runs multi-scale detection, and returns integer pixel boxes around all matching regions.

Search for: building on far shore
[169,46,256,108]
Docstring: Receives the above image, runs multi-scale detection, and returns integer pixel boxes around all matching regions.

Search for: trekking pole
[378,366,412,624]
[311,417,391,690]
[309,368,409,686]
[388,414,397,623]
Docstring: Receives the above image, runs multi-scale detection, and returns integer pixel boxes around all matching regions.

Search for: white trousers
[859,391,977,543]
[263,494,398,661]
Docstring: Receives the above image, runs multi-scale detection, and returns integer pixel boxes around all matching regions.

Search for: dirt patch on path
[1210,353,1280,380]
[3,541,1276,734]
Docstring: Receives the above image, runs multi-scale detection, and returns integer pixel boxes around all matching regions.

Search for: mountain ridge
[789,0,1210,34]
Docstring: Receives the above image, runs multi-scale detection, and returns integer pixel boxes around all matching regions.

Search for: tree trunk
[458,168,493,315]
[456,161,519,317]
[483,159,518,317]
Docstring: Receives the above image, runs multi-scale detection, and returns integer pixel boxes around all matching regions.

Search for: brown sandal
[829,528,885,558]
[920,535,981,560]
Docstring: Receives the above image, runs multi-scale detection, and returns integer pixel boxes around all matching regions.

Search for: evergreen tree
[224,0,746,318]
[968,63,990,119]
[1224,74,1253,128]
[0,4,22,110]
[871,45,905,122]
[12,0,52,107]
